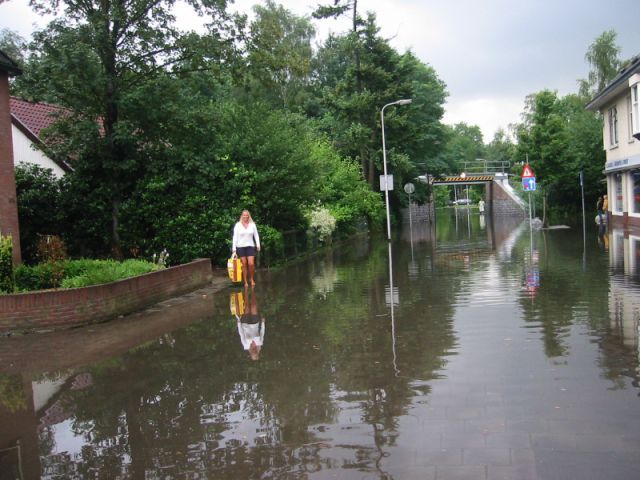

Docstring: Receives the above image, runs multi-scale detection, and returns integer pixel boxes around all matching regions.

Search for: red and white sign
[521,165,535,178]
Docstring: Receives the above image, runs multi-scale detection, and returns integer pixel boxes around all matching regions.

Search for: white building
[587,56,640,229]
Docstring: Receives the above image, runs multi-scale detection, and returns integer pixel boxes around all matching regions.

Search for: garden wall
[0,258,213,335]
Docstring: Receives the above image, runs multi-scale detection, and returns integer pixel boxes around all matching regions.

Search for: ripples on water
[2,212,640,479]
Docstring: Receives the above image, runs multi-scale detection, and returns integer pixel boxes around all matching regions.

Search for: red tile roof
[10,97,73,172]
[10,96,69,141]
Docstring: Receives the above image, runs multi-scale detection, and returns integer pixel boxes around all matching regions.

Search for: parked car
[453,198,472,205]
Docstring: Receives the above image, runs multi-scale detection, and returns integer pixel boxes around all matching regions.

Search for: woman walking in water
[232,210,261,287]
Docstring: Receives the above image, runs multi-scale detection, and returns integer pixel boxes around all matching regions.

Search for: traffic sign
[523,177,537,191]
[379,174,394,191]
[522,165,535,178]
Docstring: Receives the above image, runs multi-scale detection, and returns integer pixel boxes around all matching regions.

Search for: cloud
[443,96,524,141]
[3,0,640,140]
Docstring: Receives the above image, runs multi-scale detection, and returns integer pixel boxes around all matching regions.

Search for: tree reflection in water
[1,216,639,479]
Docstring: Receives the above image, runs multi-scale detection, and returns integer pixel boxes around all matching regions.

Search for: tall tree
[578,30,621,97]
[313,0,361,35]
[20,0,239,257]
[441,122,485,171]
[245,0,315,110]
[515,90,604,222]
[485,128,516,163]
[313,14,402,186]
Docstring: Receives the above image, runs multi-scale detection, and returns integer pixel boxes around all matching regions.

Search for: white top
[237,320,265,350]
[232,222,261,251]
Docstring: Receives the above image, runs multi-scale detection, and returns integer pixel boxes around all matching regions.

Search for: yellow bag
[227,255,243,283]
[230,291,245,316]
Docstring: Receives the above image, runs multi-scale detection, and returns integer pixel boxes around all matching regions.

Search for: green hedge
[0,234,13,293]
[13,259,163,292]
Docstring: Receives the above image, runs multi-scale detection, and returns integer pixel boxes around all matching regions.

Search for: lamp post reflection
[386,242,399,376]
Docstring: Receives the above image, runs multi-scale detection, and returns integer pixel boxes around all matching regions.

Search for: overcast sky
[2,0,640,141]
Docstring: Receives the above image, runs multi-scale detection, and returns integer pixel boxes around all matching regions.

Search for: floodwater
[2,209,640,480]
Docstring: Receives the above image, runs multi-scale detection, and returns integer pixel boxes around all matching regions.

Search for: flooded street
[2,209,640,479]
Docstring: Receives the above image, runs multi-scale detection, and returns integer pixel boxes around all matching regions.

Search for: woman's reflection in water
[237,287,265,361]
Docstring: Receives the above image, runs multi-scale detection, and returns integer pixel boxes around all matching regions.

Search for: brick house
[0,49,22,264]
[587,55,640,229]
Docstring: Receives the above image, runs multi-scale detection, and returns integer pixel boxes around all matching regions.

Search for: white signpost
[404,182,415,230]
[380,174,394,191]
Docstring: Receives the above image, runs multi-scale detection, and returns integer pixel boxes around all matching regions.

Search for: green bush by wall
[0,234,14,294]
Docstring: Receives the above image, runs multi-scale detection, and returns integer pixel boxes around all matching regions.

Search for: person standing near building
[232,210,261,287]
[602,195,608,224]
[596,196,604,224]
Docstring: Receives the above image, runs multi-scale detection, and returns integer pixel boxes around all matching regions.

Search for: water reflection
[233,288,266,361]
[2,212,640,478]
[606,227,640,381]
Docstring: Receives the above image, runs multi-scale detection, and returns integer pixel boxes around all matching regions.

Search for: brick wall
[0,281,228,374]
[401,203,435,223]
[0,258,213,334]
[0,72,22,264]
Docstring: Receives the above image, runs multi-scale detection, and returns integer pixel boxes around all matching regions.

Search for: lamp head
[397,99,412,105]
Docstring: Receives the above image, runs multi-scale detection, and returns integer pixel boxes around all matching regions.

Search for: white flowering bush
[152,249,169,267]
[307,207,336,244]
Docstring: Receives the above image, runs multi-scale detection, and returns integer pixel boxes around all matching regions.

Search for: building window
[628,95,634,142]
[614,172,623,213]
[633,170,640,213]
[632,84,640,139]
[608,106,619,146]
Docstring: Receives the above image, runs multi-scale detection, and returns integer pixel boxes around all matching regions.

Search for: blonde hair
[239,210,253,223]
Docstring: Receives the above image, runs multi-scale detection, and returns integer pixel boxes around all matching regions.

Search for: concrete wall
[490,182,527,218]
[0,258,213,335]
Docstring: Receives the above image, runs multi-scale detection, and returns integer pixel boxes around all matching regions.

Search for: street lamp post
[381,99,412,240]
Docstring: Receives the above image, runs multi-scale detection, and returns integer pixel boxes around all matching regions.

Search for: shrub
[13,259,162,291]
[307,206,336,244]
[258,225,284,266]
[0,374,27,412]
[14,262,57,291]
[14,163,64,264]
[0,234,14,293]
[60,259,162,289]
[36,235,67,287]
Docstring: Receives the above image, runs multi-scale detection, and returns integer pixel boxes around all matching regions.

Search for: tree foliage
[0,28,27,67]
[485,128,516,163]
[244,0,315,110]
[515,90,604,220]
[14,164,65,263]
[311,13,447,211]
[439,123,485,173]
[17,0,240,258]
[5,0,450,265]
[579,29,621,97]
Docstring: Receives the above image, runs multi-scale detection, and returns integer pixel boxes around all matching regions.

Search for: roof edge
[587,55,640,111]
[0,49,22,76]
